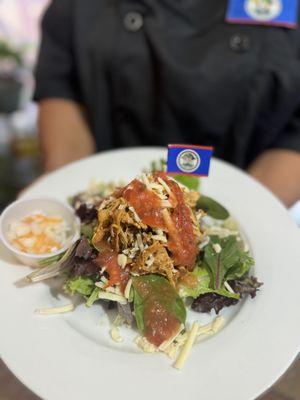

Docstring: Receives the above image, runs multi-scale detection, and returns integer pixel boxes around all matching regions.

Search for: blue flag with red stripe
[226,0,298,28]
[167,144,213,177]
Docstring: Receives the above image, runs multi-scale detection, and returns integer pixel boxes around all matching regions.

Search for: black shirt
[34,0,300,168]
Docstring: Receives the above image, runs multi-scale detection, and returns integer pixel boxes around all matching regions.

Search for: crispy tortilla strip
[132,242,177,286]
[92,198,147,252]
[92,174,204,285]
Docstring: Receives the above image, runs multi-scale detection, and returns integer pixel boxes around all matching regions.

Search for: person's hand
[248,149,300,207]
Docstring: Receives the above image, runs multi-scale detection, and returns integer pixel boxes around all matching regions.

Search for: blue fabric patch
[226,0,298,28]
[167,145,213,177]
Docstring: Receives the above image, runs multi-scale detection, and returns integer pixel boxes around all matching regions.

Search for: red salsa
[123,179,165,227]
[95,246,130,292]
[123,175,198,269]
[96,249,121,286]
[133,277,182,346]
[161,176,198,269]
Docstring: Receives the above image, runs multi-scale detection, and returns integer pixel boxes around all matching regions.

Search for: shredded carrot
[8,212,66,255]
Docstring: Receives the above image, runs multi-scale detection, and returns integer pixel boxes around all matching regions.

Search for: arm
[34,1,95,172]
[38,99,95,172]
[248,149,300,207]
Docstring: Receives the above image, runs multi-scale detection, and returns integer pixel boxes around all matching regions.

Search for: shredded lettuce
[65,276,95,296]
[226,250,254,281]
[80,222,97,240]
[179,236,253,301]
[204,235,254,290]
[86,287,100,307]
[178,266,239,300]
[196,195,229,220]
[174,175,200,191]
[178,266,210,298]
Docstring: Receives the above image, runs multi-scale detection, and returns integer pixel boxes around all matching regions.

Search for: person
[34,0,300,206]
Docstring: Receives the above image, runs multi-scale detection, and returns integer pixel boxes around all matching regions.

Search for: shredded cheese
[211,316,225,333]
[197,323,214,337]
[224,281,235,294]
[113,314,125,327]
[164,343,179,360]
[174,322,199,370]
[97,290,127,304]
[157,177,171,194]
[134,336,158,353]
[199,236,210,250]
[95,276,109,288]
[110,326,123,343]
[159,324,184,351]
[105,285,123,295]
[204,226,238,238]
[160,200,172,208]
[124,278,132,300]
[151,234,168,243]
[35,303,74,315]
[212,243,222,254]
[196,316,226,342]
[117,254,127,268]
[140,173,150,187]
[163,331,188,360]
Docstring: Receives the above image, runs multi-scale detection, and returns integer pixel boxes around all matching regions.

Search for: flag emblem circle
[176,149,201,173]
[245,0,282,21]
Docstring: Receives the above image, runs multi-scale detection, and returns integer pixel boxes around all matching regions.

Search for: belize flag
[167,144,213,177]
[226,0,298,28]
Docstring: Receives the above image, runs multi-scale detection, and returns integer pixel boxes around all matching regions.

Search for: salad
[24,165,262,369]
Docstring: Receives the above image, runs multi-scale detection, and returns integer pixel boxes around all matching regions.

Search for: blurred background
[0,1,299,400]
[0,0,49,212]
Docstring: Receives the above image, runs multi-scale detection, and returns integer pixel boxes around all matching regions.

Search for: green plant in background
[0,39,24,113]
[0,39,23,67]
[0,155,19,212]
[0,38,41,210]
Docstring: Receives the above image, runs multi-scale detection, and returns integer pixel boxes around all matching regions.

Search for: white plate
[0,147,300,400]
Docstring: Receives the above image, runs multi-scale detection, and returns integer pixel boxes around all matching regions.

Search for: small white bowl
[0,197,81,267]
